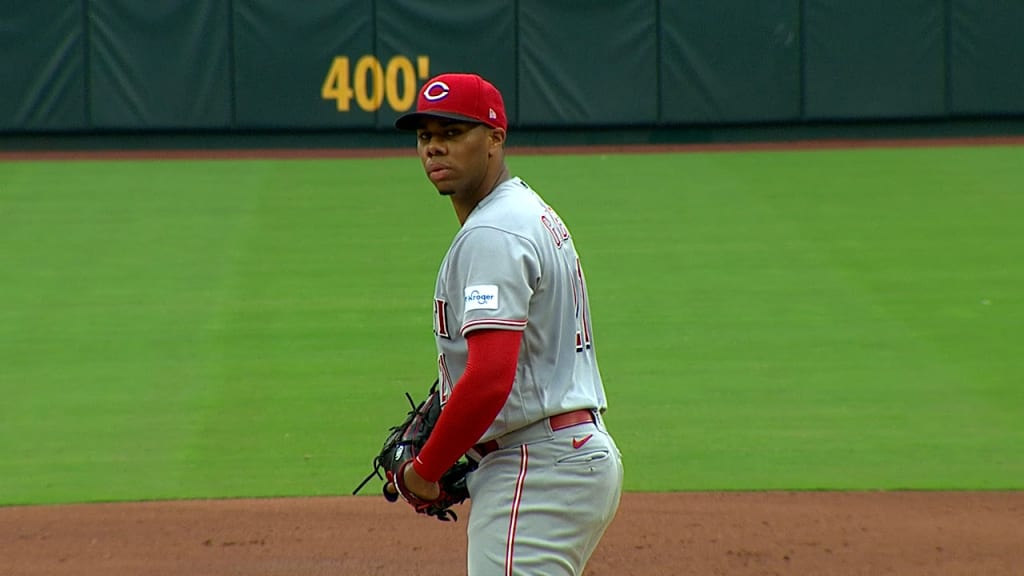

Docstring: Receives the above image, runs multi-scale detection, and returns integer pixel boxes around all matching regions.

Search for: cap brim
[394,111,488,131]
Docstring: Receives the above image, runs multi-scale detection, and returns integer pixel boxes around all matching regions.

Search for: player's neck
[453,164,510,225]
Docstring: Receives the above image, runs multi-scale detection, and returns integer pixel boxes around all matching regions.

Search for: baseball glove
[352,380,474,521]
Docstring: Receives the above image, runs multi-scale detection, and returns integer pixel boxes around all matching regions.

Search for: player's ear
[489,127,507,150]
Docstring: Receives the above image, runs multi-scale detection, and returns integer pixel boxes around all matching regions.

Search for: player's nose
[423,138,446,157]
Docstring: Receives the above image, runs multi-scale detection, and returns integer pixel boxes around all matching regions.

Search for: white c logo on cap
[423,81,450,101]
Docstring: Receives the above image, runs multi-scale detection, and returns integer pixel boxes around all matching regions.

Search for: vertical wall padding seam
[943,0,952,115]
[82,0,92,127]
[655,0,662,125]
[798,0,806,121]
[228,0,237,129]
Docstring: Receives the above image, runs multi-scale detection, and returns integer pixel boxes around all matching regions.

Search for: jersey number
[574,257,593,352]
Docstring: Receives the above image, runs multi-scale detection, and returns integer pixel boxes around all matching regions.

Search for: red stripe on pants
[504,444,529,575]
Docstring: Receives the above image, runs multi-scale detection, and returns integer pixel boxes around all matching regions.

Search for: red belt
[471,409,596,460]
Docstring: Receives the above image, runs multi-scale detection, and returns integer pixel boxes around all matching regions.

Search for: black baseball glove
[352,380,474,521]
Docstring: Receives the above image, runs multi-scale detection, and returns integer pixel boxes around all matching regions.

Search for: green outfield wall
[1,0,1022,134]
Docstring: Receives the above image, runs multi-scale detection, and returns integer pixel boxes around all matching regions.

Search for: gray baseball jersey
[432,177,623,575]
[432,177,607,442]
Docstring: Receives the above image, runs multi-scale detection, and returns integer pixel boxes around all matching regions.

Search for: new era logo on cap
[395,73,507,131]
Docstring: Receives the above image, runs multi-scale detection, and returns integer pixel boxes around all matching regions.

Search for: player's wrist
[411,454,444,484]
[402,460,441,502]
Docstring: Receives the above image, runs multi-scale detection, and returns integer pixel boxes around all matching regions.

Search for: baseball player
[389,73,623,574]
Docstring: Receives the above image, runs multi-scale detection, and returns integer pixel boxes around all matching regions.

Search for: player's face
[415,119,496,198]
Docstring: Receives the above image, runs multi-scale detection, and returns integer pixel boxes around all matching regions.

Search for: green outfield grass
[1,145,1022,505]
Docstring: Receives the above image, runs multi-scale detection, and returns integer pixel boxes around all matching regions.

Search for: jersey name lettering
[437,353,453,405]
[540,206,570,248]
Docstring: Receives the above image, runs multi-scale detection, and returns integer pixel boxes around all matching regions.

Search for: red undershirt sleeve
[412,328,522,483]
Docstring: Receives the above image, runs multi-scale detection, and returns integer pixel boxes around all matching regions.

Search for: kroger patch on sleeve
[464,285,499,311]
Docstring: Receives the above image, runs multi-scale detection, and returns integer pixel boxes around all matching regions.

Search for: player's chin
[436,186,456,196]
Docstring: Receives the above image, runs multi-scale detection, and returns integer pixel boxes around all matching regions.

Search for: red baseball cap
[395,73,507,131]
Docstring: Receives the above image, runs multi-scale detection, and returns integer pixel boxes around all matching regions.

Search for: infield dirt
[2,491,1022,575]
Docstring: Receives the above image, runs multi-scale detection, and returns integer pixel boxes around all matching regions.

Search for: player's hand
[385,461,441,504]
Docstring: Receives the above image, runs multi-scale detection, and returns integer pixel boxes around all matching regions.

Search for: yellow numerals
[321,55,430,113]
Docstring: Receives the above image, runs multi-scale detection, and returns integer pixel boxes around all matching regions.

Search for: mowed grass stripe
[513,147,1023,490]
[0,146,1021,504]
